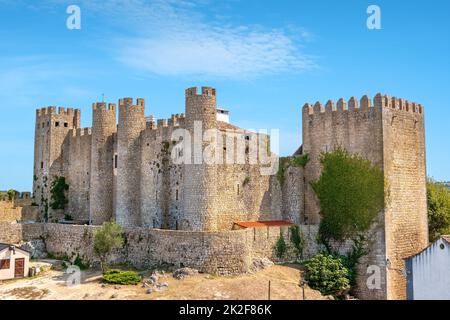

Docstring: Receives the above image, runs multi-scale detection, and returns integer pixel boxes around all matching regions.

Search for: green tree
[311,147,385,248]
[93,221,124,273]
[427,179,450,242]
[289,225,305,260]
[275,235,287,259]
[7,189,18,201]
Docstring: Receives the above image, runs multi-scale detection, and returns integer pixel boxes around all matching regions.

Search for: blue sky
[0,0,449,191]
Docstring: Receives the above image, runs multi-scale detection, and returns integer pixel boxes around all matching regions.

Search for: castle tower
[89,102,116,225]
[116,97,145,227]
[301,94,428,300]
[34,106,80,220]
[182,87,218,231]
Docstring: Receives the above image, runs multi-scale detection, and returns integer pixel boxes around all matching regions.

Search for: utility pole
[300,276,307,300]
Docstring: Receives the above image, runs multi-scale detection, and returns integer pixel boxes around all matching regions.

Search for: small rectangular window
[114,155,118,169]
[55,121,60,127]
[40,162,44,169]
[64,122,68,127]
[0,259,10,269]
[176,189,179,201]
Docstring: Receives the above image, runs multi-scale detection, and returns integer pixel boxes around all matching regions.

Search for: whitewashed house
[405,236,450,300]
[0,243,30,280]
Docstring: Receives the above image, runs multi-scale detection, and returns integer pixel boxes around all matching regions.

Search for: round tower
[182,87,218,231]
[116,98,145,227]
[89,102,116,225]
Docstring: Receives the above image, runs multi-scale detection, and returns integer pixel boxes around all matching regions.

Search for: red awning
[233,220,293,228]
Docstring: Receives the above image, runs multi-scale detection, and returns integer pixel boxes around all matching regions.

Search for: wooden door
[14,258,25,278]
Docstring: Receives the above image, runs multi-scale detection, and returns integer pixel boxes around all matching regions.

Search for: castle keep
[33,87,283,231]
[31,87,428,299]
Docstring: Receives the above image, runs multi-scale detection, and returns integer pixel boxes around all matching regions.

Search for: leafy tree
[427,179,450,242]
[304,252,350,296]
[94,221,124,273]
[7,189,18,201]
[311,147,385,248]
[49,176,69,210]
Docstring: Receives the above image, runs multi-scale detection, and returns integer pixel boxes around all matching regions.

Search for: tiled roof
[442,235,450,244]
[234,220,293,228]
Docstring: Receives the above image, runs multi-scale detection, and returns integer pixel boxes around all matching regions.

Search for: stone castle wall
[63,128,92,221]
[301,93,428,300]
[0,201,39,222]
[380,96,428,299]
[0,222,320,274]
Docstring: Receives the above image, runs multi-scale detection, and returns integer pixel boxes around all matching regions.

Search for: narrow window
[114,155,118,169]
[40,162,44,169]
[55,121,60,127]
[0,259,10,269]
[176,189,179,201]
[237,184,240,195]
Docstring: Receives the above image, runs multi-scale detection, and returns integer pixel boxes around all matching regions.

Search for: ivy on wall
[311,147,384,247]
[50,176,69,210]
[277,154,310,184]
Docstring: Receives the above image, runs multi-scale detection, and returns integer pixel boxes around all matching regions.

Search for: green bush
[275,235,287,259]
[304,253,351,296]
[289,225,305,260]
[103,269,141,285]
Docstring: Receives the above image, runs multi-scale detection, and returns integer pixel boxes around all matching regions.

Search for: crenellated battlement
[118,97,145,108]
[92,102,116,111]
[185,86,216,97]
[71,127,92,138]
[36,106,79,117]
[303,94,424,116]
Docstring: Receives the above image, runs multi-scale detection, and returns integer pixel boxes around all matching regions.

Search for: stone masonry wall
[302,95,386,300]
[380,96,428,300]
[0,201,39,222]
[0,222,320,275]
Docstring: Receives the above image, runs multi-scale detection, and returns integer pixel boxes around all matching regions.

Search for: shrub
[275,235,287,259]
[73,255,89,270]
[290,225,305,260]
[103,269,140,285]
[304,253,351,296]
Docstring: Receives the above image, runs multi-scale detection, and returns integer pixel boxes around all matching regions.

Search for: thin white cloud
[45,0,317,79]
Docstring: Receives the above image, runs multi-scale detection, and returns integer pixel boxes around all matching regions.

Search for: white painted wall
[216,109,230,123]
[409,238,450,300]
[0,247,30,280]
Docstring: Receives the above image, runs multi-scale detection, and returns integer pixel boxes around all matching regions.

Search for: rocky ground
[0,260,330,300]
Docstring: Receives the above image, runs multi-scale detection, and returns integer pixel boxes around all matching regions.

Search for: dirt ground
[0,261,330,300]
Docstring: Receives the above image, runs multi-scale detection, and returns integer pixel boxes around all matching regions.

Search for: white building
[0,243,30,280]
[216,108,230,123]
[405,236,450,300]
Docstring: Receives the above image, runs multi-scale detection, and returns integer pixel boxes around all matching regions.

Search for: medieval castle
[27,86,428,299]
